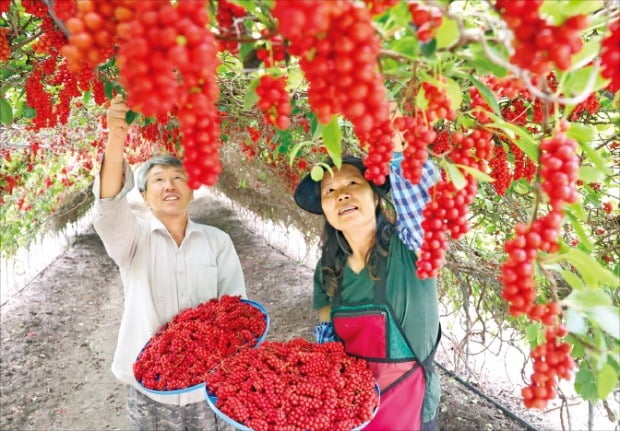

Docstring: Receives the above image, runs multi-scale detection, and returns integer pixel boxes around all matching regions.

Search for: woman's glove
[313,322,338,344]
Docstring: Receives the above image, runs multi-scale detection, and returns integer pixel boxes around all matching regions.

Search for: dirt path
[1,191,551,431]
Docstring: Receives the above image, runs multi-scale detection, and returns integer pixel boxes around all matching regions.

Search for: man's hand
[100,95,130,198]
[107,95,130,139]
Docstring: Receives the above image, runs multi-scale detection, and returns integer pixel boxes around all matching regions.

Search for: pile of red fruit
[206,338,378,431]
[133,295,267,391]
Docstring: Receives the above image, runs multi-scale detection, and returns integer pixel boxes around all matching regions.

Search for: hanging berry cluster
[408,1,443,43]
[62,0,224,188]
[272,0,394,185]
[500,123,579,408]
[205,338,378,431]
[255,75,291,130]
[215,0,246,54]
[417,129,490,279]
[495,0,588,75]
[61,0,132,72]
[133,295,267,391]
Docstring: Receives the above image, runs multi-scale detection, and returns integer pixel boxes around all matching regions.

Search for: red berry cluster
[422,82,456,122]
[0,27,9,62]
[495,1,587,75]
[394,114,436,185]
[569,92,600,121]
[32,16,67,55]
[21,0,48,17]
[256,31,286,67]
[522,325,575,409]
[205,338,378,431]
[417,129,488,278]
[499,125,579,408]
[408,2,443,43]
[273,0,394,185]
[361,0,399,16]
[134,295,266,391]
[360,119,394,185]
[271,1,334,57]
[215,0,246,54]
[510,141,537,183]
[600,19,619,92]
[61,1,134,72]
[113,1,223,187]
[468,87,493,124]
[501,211,562,317]
[52,0,75,21]
[255,75,291,130]
[489,144,511,195]
[539,128,579,210]
[25,68,54,130]
[0,0,10,14]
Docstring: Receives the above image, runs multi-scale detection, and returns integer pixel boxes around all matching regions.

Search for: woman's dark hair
[320,185,396,297]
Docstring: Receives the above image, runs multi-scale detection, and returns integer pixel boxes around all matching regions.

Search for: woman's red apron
[331,262,440,431]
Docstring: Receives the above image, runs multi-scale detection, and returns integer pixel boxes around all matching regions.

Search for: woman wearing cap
[294,138,441,430]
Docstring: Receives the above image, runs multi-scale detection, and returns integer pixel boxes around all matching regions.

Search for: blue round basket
[205,382,380,431]
[135,299,270,396]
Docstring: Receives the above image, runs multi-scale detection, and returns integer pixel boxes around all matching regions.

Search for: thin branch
[39,0,69,38]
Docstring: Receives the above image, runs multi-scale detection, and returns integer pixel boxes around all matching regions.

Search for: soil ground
[1,190,563,431]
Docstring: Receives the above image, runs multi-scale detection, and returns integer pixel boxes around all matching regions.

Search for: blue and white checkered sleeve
[389,154,440,252]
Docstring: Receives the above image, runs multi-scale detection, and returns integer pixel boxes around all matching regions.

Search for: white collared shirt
[92,162,246,405]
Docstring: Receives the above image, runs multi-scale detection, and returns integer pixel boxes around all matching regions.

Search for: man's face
[141,165,193,220]
[320,163,378,234]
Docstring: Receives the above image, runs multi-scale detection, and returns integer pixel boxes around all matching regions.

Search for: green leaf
[578,165,607,184]
[457,164,495,183]
[469,76,500,115]
[23,106,36,119]
[389,35,418,60]
[420,39,437,58]
[565,288,612,309]
[563,66,609,96]
[0,98,13,125]
[244,77,260,110]
[566,308,588,335]
[565,212,594,248]
[574,366,599,402]
[288,141,313,166]
[485,112,539,162]
[525,323,544,346]
[443,161,466,190]
[560,269,586,291]
[443,77,463,114]
[104,81,115,100]
[321,116,342,166]
[435,18,459,49]
[125,110,138,125]
[568,123,613,176]
[79,90,91,106]
[597,363,618,399]
[562,248,618,287]
[570,39,601,70]
[467,44,508,77]
[586,306,620,340]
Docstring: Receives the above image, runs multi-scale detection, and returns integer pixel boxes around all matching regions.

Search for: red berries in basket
[205,338,379,431]
[133,295,267,391]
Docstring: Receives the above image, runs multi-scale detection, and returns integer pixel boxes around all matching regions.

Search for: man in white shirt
[93,95,245,430]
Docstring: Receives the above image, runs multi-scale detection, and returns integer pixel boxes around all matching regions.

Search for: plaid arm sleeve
[389,153,440,252]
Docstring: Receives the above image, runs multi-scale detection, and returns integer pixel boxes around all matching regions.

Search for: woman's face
[320,164,378,235]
